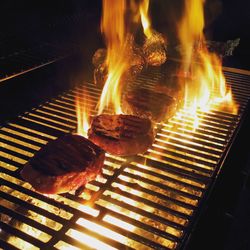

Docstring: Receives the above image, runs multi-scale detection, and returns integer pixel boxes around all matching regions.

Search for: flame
[178,0,204,70]
[178,0,237,129]
[98,0,130,115]
[75,87,90,137]
[139,0,152,38]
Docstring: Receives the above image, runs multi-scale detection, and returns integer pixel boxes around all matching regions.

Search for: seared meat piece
[93,54,144,88]
[128,47,146,77]
[143,44,166,66]
[127,35,146,77]
[94,63,108,88]
[92,48,108,88]
[20,134,105,194]
[92,48,107,67]
[93,56,143,89]
[143,31,167,66]
[123,88,176,122]
[154,76,184,108]
[175,38,240,58]
[93,35,146,88]
[88,114,154,156]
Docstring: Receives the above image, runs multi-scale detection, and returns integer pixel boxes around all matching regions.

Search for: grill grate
[0,43,75,83]
[0,67,250,249]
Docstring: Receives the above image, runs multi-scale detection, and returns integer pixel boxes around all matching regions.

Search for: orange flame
[178,0,237,129]
[75,88,90,137]
[139,0,152,38]
[97,0,130,115]
[178,0,204,71]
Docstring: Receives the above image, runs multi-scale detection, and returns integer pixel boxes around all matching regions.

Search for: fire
[178,0,204,70]
[139,0,152,38]
[75,87,90,137]
[178,0,237,129]
[98,0,130,115]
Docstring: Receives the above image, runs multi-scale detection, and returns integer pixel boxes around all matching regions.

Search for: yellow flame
[178,0,204,69]
[178,0,237,129]
[139,0,152,38]
[98,0,130,114]
[75,88,90,137]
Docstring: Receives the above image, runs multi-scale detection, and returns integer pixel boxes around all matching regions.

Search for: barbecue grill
[0,63,250,249]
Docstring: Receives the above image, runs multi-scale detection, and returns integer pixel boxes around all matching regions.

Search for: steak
[88,114,154,156]
[143,30,167,66]
[154,76,184,108]
[122,88,177,122]
[94,63,108,88]
[92,48,107,67]
[20,134,105,194]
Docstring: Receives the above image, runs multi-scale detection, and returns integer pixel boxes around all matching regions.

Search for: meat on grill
[127,35,146,77]
[94,63,108,88]
[128,46,145,77]
[88,114,154,156]
[93,50,145,88]
[92,35,146,88]
[143,31,167,66]
[20,134,105,194]
[92,48,107,67]
[122,88,176,122]
[154,76,184,108]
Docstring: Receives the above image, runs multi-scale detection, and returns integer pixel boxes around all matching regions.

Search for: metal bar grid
[0,67,250,249]
[0,43,75,83]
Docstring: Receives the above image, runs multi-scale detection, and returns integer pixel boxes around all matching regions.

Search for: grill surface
[0,43,76,83]
[0,66,250,249]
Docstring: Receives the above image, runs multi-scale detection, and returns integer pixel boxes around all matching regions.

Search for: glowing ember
[139,0,152,38]
[97,0,131,114]
[178,0,238,129]
[75,87,90,137]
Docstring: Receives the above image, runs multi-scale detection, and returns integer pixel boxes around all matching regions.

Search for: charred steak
[88,114,154,156]
[154,77,184,108]
[20,134,105,194]
[122,88,176,122]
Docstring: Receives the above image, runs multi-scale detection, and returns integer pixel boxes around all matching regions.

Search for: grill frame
[182,101,250,250]
[0,64,250,250]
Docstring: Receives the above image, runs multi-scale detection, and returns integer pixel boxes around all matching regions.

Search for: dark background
[150,0,250,70]
[0,0,249,69]
[206,0,250,70]
[0,0,102,59]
